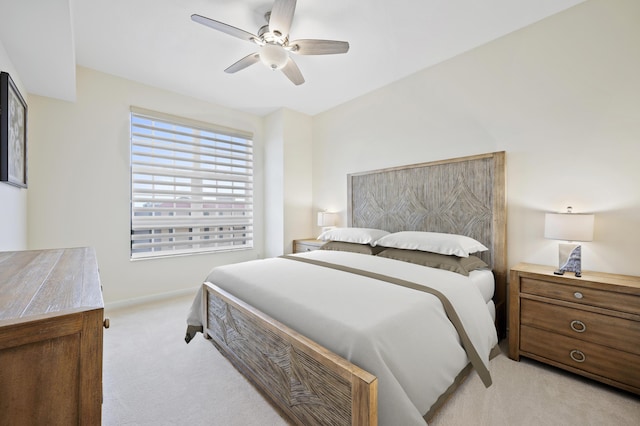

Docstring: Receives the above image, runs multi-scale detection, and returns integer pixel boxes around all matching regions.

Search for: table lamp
[317,211,337,233]
[544,207,594,277]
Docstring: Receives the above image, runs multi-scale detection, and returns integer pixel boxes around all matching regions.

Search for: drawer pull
[573,292,584,299]
[569,349,586,363]
[570,320,586,333]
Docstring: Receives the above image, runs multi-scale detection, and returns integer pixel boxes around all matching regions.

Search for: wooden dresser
[509,263,640,394]
[0,247,105,425]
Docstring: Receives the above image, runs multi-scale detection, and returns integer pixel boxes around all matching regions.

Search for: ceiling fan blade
[281,57,305,85]
[269,0,296,37]
[289,39,350,55]
[191,14,258,43]
[224,53,261,73]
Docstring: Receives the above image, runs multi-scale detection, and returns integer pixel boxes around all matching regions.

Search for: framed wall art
[1,71,28,188]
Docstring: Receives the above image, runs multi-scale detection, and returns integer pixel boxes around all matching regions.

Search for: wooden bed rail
[202,282,378,426]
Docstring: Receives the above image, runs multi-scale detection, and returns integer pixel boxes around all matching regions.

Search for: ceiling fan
[191,0,349,86]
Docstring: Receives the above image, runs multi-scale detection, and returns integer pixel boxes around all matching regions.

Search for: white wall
[312,0,640,276]
[264,109,314,257]
[282,109,314,251]
[28,67,265,304]
[264,110,285,257]
[0,40,28,251]
[16,0,640,306]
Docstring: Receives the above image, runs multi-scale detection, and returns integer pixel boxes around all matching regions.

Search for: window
[130,108,253,259]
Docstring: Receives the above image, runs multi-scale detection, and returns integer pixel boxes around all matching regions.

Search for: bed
[186,151,507,425]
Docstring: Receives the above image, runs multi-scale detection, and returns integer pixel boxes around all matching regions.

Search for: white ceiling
[1,0,585,116]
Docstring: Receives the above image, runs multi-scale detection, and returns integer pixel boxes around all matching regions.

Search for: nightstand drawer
[521,299,640,355]
[296,243,319,252]
[521,277,640,316]
[293,239,325,253]
[521,325,640,390]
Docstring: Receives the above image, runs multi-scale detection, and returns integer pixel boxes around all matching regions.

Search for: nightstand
[509,263,640,394]
[293,239,325,253]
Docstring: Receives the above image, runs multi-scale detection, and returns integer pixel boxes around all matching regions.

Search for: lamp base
[553,269,582,277]
[557,243,583,277]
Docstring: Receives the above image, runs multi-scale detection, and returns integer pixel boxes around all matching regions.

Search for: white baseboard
[105,286,198,311]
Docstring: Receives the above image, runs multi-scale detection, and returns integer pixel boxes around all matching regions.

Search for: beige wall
[0,40,28,251]
[263,110,285,257]
[312,0,640,276]
[26,67,313,305]
[264,109,314,257]
[28,67,265,304]
[282,109,314,251]
[13,0,640,307]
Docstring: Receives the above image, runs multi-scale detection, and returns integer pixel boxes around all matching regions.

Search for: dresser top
[511,262,640,292]
[0,247,103,323]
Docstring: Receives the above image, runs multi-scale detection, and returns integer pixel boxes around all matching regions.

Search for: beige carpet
[103,294,640,425]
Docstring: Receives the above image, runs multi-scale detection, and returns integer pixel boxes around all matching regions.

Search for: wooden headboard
[347,151,507,338]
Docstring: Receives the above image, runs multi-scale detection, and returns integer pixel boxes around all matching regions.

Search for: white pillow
[373,231,488,257]
[318,227,390,245]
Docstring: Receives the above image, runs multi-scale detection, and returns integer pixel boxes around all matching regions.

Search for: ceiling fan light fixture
[260,44,288,70]
[192,0,350,85]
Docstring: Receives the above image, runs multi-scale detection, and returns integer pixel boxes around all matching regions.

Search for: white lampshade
[317,212,337,227]
[260,44,288,70]
[544,213,594,242]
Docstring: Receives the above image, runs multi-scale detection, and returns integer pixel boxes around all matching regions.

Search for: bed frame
[200,151,506,425]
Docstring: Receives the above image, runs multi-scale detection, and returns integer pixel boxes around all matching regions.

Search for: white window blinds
[130,108,253,259]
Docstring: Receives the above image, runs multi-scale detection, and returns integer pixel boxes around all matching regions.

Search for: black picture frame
[1,71,28,188]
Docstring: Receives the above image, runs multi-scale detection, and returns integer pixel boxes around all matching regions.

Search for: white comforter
[188,250,497,426]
